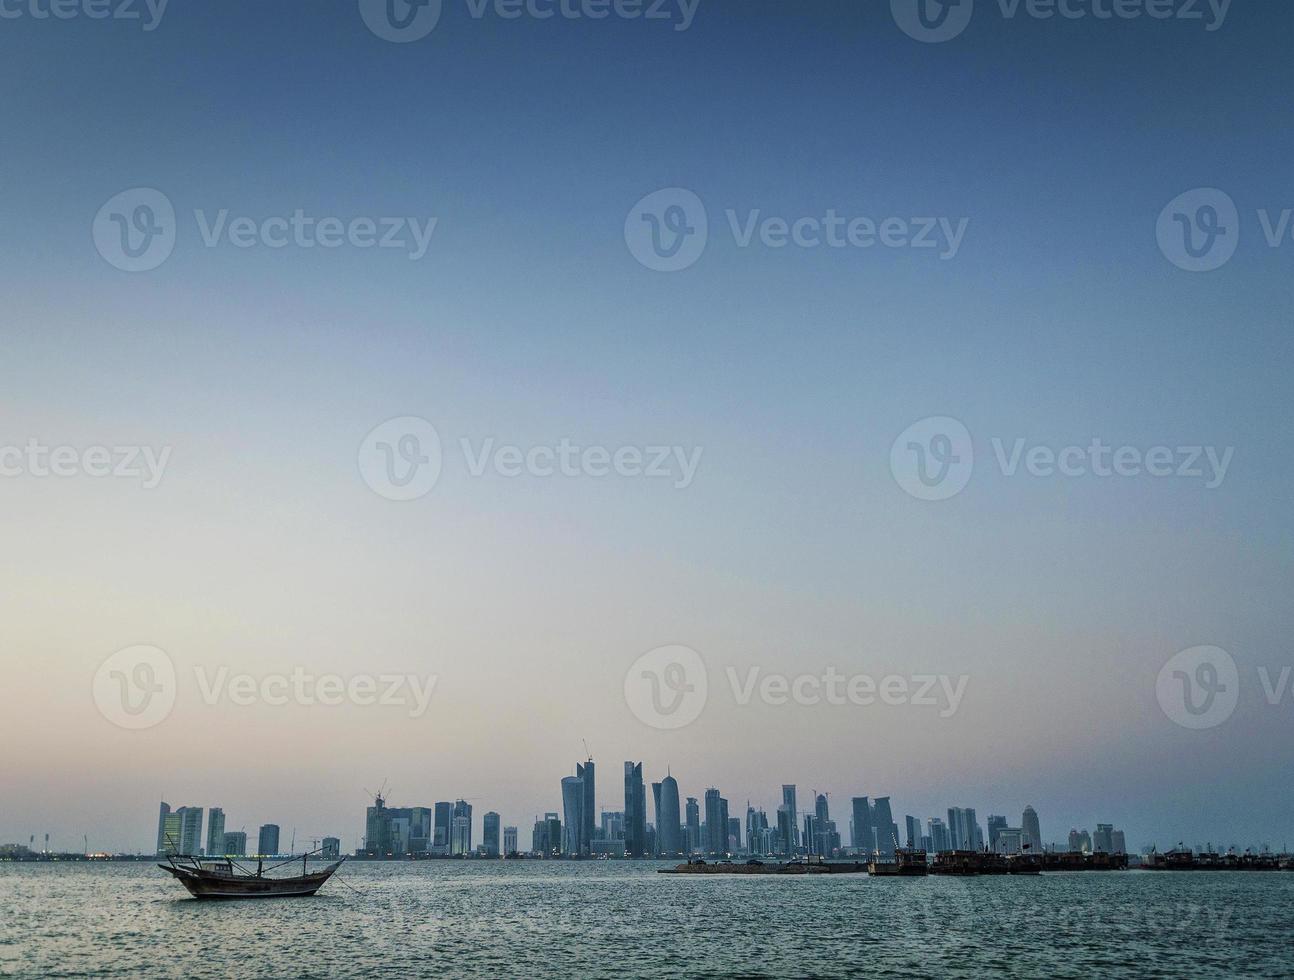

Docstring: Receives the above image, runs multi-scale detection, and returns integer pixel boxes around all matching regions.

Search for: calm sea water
[2,861,1292,978]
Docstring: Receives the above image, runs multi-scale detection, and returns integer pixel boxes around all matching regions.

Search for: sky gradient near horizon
[1,0,1292,853]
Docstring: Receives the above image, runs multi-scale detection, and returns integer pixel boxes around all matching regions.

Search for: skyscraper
[851,797,874,854]
[483,811,501,857]
[781,786,799,849]
[651,782,662,856]
[624,762,646,858]
[257,824,280,856]
[561,776,584,856]
[451,816,471,855]
[1022,806,1042,853]
[685,797,701,854]
[928,817,951,853]
[904,815,922,849]
[947,807,982,851]
[1093,823,1114,853]
[365,793,391,857]
[156,802,177,855]
[656,772,682,857]
[577,759,595,858]
[503,826,517,855]
[453,800,474,853]
[871,797,897,858]
[222,831,247,856]
[704,788,726,855]
[177,807,204,856]
[434,802,453,853]
[322,837,341,858]
[205,807,226,858]
[987,815,1008,852]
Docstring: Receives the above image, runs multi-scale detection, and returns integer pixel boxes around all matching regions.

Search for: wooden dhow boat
[160,848,345,899]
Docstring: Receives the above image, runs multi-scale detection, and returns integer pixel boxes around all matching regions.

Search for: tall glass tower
[576,759,595,857]
[623,762,646,858]
[561,776,583,856]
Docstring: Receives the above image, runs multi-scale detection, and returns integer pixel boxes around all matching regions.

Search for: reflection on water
[2,861,1292,978]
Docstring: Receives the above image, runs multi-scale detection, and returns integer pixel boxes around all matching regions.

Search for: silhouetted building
[205,808,225,858]
[577,759,595,857]
[624,762,647,858]
[561,777,584,855]
[1022,806,1042,853]
[222,831,247,856]
[685,797,701,853]
[782,785,799,850]
[656,773,683,856]
[257,824,280,856]
[434,802,453,853]
[987,815,1008,851]
[905,815,922,849]
[704,789,727,855]
[483,811,501,857]
[851,797,874,854]
[871,797,898,858]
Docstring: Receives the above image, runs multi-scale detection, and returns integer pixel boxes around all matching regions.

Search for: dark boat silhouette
[159,848,345,899]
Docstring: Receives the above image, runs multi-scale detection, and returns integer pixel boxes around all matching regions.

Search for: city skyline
[66,760,1217,859]
[3,1,1292,860]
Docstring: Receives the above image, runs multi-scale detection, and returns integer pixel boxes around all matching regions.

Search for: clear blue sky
[1,1,1291,852]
